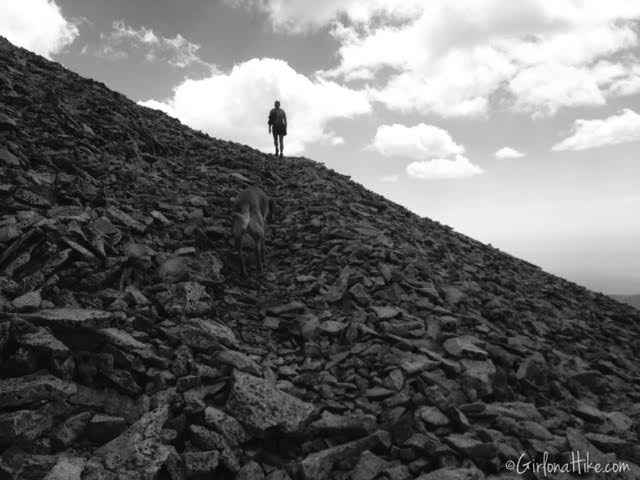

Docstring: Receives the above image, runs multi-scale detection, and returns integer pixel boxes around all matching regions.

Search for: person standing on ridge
[268,100,287,158]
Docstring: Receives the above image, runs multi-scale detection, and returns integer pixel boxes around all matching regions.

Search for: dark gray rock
[226,370,315,437]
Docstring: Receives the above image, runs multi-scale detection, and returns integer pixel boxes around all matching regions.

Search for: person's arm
[268,110,273,133]
[283,111,287,128]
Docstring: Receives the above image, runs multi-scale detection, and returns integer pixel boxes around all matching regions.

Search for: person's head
[274,100,280,108]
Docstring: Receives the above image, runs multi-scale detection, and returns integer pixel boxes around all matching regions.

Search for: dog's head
[232,211,250,240]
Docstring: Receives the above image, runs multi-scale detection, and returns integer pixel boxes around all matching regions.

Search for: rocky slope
[611,295,640,311]
[1,36,640,480]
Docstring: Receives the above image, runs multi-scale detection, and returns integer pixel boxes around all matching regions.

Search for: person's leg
[272,131,279,155]
[279,135,284,157]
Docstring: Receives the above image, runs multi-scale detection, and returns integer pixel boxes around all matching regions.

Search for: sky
[1,0,639,294]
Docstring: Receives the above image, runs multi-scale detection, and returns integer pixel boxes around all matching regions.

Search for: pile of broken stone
[1,36,640,480]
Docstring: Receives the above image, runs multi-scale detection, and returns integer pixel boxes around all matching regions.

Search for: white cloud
[232,0,640,118]
[509,63,606,116]
[367,123,483,180]
[494,147,525,159]
[97,21,212,69]
[0,0,78,58]
[139,58,370,154]
[367,123,464,159]
[552,109,640,151]
[406,155,483,180]
[226,0,423,34]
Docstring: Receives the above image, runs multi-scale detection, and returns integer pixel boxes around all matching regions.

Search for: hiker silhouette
[268,100,287,158]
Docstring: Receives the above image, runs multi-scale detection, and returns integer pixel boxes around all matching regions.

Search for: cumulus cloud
[367,123,483,180]
[494,147,525,159]
[551,109,640,151]
[0,0,78,58]
[406,156,483,180]
[231,0,640,118]
[367,123,464,159]
[509,63,606,116]
[139,58,370,154]
[226,0,423,34]
[97,21,212,69]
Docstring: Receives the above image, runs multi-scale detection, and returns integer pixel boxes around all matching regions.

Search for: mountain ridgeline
[1,36,640,480]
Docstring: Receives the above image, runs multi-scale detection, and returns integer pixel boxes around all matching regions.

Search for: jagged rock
[189,424,228,450]
[371,305,401,319]
[50,411,92,448]
[236,460,265,480]
[443,336,488,359]
[11,290,41,310]
[0,405,56,445]
[308,410,376,436]
[515,352,546,382]
[0,447,58,480]
[0,146,20,167]
[605,411,634,433]
[351,450,389,480]
[184,451,219,478]
[300,430,389,480]
[461,359,496,397]
[88,414,127,443]
[203,406,249,446]
[13,321,69,357]
[417,406,450,428]
[86,406,171,478]
[69,384,150,423]
[217,349,261,375]
[226,370,315,436]
[444,433,497,463]
[43,456,85,480]
[266,469,292,480]
[12,308,121,329]
[0,372,77,408]
[168,317,238,351]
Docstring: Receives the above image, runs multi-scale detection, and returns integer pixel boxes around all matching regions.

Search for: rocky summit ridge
[1,36,640,480]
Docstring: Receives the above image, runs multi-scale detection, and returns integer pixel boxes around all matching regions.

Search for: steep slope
[1,36,640,480]
[611,294,640,311]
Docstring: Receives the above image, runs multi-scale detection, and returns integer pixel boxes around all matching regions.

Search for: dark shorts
[272,125,286,136]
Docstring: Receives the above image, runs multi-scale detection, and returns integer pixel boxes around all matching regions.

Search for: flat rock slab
[226,370,315,437]
[371,306,401,320]
[0,372,77,409]
[443,336,488,359]
[12,308,121,330]
[308,410,376,436]
[99,327,148,350]
[170,317,239,351]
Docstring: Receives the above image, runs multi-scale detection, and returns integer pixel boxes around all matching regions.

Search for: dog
[231,186,274,275]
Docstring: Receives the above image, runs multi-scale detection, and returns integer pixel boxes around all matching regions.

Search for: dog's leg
[255,240,263,273]
[235,236,247,275]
